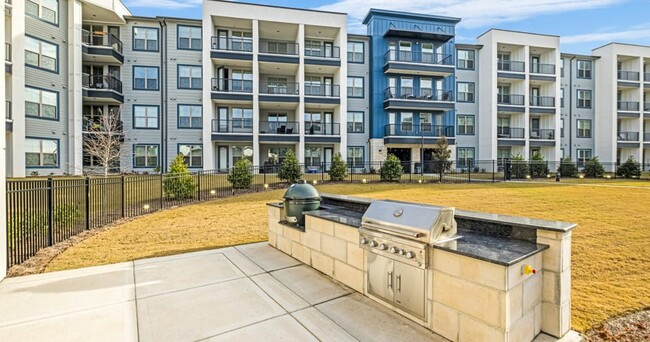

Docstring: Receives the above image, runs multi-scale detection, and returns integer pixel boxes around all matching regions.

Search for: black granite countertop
[303,205,363,228]
[432,229,549,266]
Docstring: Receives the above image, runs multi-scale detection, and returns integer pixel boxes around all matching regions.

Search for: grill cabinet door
[394,261,426,319]
[367,253,394,305]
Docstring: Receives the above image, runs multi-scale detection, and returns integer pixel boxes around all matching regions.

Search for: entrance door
[531,117,540,138]
[217,67,228,91]
[388,112,397,135]
[218,146,228,170]
[324,77,333,97]
[324,112,333,135]
[531,87,540,106]
[324,148,333,171]
[218,107,229,132]
[388,42,396,60]
[531,56,540,73]
[324,42,333,58]
[387,148,412,173]
[217,30,228,50]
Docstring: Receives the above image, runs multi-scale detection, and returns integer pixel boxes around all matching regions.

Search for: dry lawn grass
[45,181,650,333]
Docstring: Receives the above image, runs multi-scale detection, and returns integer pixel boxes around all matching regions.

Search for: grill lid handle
[361,222,423,238]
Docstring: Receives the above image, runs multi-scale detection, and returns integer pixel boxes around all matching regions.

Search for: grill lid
[283,183,321,200]
[361,200,457,244]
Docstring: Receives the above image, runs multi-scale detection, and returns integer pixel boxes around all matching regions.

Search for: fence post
[86,177,91,229]
[468,163,471,183]
[160,173,164,210]
[322,162,325,182]
[120,176,125,219]
[197,171,202,201]
[493,160,496,183]
[46,178,53,246]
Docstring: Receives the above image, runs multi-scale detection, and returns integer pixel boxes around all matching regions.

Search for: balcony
[497,127,525,139]
[617,101,640,111]
[82,117,124,139]
[644,102,650,112]
[259,39,299,64]
[618,71,640,81]
[617,131,639,142]
[497,60,525,73]
[210,36,253,61]
[645,73,650,83]
[304,84,340,105]
[497,94,525,106]
[383,51,453,77]
[530,96,555,107]
[259,121,299,135]
[304,45,341,66]
[5,101,11,132]
[259,82,299,103]
[383,123,454,144]
[530,63,555,75]
[530,129,555,140]
[305,122,340,135]
[81,30,124,64]
[644,132,650,142]
[211,119,254,135]
[383,87,454,111]
[211,78,253,102]
[4,42,10,74]
[82,74,124,103]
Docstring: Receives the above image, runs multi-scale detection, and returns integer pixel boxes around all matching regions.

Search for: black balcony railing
[210,36,253,52]
[5,42,10,62]
[383,87,453,101]
[497,60,525,72]
[618,70,640,81]
[497,127,525,139]
[81,29,123,54]
[530,129,555,140]
[259,121,299,134]
[384,124,454,137]
[211,78,253,93]
[82,74,123,93]
[82,117,124,134]
[617,131,639,141]
[211,119,253,133]
[259,39,299,55]
[305,122,340,135]
[5,101,11,120]
[304,84,340,97]
[305,46,340,59]
[383,51,453,66]
[617,101,640,111]
[530,63,555,74]
[530,96,555,107]
[259,82,300,95]
[497,94,525,106]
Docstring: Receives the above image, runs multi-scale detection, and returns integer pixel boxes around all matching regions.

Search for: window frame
[133,66,160,91]
[577,89,592,109]
[457,147,475,169]
[25,137,60,168]
[457,49,475,70]
[457,114,475,135]
[347,76,364,98]
[25,35,59,73]
[347,111,364,133]
[177,64,203,90]
[347,146,364,167]
[177,104,203,129]
[133,144,160,169]
[132,26,160,52]
[177,25,202,51]
[347,41,365,63]
[25,86,59,121]
[25,0,59,26]
[457,82,475,102]
[576,149,592,166]
[576,119,592,138]
[178,144,203,168]
[577,60,592,79]
[132,105,160,130]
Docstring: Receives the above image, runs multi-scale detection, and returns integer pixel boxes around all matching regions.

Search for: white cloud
[125,0,202,10]
[562,28,650,44]
[317,0,623,33]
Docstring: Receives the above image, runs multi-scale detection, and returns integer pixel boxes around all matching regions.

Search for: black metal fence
[5,160,648,268]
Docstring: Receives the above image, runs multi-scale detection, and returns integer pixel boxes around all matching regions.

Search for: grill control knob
[360,237,368,245]
[405,251,415,259]
[379,243,388,250]
[369,241,378,248]
[389,247,399,254]
[399,249,406,255]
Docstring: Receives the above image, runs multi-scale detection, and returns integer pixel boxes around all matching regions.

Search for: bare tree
[83,108,123,176]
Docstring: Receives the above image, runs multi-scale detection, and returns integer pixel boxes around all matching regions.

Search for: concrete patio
[0,242,580,341]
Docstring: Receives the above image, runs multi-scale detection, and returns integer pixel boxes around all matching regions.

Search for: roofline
[157,16,201,23]
[456,43,483,49]
[560,52,600,60]
[477,28,560,40]
[591,41,650,51]
[347,33,370,39]
[125,15,158,21]
[362,8,461,25]
[206,0,347,16]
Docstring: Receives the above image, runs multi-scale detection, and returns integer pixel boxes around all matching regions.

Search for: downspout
[160,18,168,172]
[568,56,575,159]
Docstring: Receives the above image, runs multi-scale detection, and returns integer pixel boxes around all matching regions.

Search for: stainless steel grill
[359,200,457,321]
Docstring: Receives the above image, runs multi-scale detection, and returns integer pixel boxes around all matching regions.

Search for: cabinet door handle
[387,271,393,289]
[396,275,401,292]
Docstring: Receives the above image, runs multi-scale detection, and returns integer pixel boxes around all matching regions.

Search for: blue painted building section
[363,9,460,139]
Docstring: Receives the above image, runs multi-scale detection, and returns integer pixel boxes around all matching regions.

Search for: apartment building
[4,0,650,177]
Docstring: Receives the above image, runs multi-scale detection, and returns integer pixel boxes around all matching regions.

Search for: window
[231,69,253,92]
[457,115,475,135]
[420,113,432,132]
[232,108,253,129]
[577,149,592,166]
[420,78,433,97]
[560,58,565,77]
[347,112,364,133]
[347,147,364,167]
[457,82,475,102]
[577,90,592,108]
[178,105,202,128]
[26,0,58,25]
[134,145,159,168]
[400,77,413,96]
[178,25,201,50]
[234,146,253,163]
[561,88,565,107]
[305,147,321,166]
[266,147,287,164]
[457,148,475,169]
[561,119,565,138]
[134,66,159,90]
[25,87,58,119]
[305,112,322,133]
[305,40,323,57]
[25,138,58,167]
[577,119,591,138]
[133,27,158,51]
[178,65,202,89]
[457,49,475,69]
[25,36,58,72]
[133,105,159,129]
[347,42,364,63]
[401,112,413,132]
[347,77,364,98]
[577,60,592,79]
[231,31,253,51]
[179,144,202,167]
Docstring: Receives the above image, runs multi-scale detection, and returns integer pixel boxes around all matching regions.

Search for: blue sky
[123,0,650,54]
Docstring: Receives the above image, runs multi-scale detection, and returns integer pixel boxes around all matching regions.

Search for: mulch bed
[584,310,650,341]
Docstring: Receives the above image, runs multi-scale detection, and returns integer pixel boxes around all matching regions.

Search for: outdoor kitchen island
[267,193,576,342]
